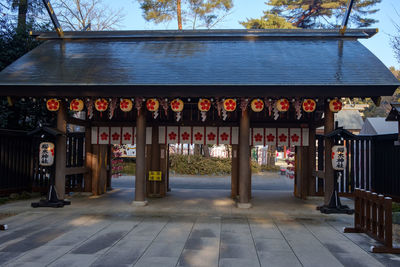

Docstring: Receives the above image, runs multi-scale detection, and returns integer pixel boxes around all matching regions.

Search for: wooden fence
[65,133,86,193]
[314,134,400,199]
[344,189,400,253]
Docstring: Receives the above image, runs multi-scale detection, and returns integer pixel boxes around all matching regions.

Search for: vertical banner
[110,127,122,145]
[193,127,205,144]
[91,127,98,144]
[166,126,179,144]
[205,127,218,145]
[180,126,191,144]
[265,128,276,146]
[122,127,134,145]
[158,126,166,144]
[231,127,239,145]
[98,127,110,144]
[252,128,264,146]
[289,128,301,146]
[277,128,289,146]
[302,128,309,146]
[218,127,231,145]
[146,127,152,145]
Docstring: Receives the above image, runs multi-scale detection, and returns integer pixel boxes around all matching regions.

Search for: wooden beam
[84,127,92,192]
[133,109,147,205]
[238,109,251,208]
[65,167,88,175]
[55,102,67,199]
[231,144,239,199]
[308,127,317,196]
[66,117,89,127]
[324,102,335,205]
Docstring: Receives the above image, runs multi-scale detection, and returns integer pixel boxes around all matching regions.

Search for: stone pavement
[1,188,400,266]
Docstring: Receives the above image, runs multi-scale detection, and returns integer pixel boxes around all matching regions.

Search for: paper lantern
[46,99,60,111]
[170,99,184,112]
[146,98,159,112]
[302,99,316,113]
[95,98,108,112]
[276,98,290,112]
[119,99,133,112]
[198,98,211,112]
[251,99,264,112]
[329,99,342,112]
[69,99,84,112]
[223,99,236,112]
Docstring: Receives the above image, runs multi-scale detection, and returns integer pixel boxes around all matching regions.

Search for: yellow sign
[149,171,162,181]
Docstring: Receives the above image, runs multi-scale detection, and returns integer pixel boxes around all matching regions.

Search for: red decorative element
[100,132,108,141]
[112,132,120,141]
[198,99,211,111]
[169,132,177,140]
[95,99,108,111]
[46,99,59,111]
[254,133,263,142]
[220,132,229,141]
[50,149,54,156]
[330,99,343,112]
[195,132,203,141]
[171,99,183,112]
[279,134,287,143]
[181,132,190,140]
[146,99,159,111]
[123,132,132,141]
[279,99,289,111]
[332,152,335,159]
[70,99,82,111]
[207,132,216,141]
[267,134,275,142]
[302,99,316,112]
[224,99,236,111]
[291,134,299,143]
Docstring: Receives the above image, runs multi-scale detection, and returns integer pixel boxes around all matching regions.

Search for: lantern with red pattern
[46,99,60,111]
[69,99,84,112]
[251,99,264,112]
[198,98,211,112]
[170,99,184,112]
[146,98,159,112]
[329,99,342,112]
[302,99,316,113]
[95,98,108,112]
[276,98,290,112]
[223,99,236,112]
[119,99,133,112]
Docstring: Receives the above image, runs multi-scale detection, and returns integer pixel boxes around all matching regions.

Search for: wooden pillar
[84,127,92,192]
[147,126,165,197]
[55,103,67,199]
[308,127,316,196]
[324,103,335,205]
[133,109,147,205]
[159,144,168,195]
[231,144,239,199]
[106,145,112,191]
[238,109,251,208]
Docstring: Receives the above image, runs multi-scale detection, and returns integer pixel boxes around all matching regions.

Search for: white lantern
[39,142,55,166]
[332,145,347,171]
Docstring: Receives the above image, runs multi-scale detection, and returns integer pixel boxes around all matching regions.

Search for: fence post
[384,197,393,249]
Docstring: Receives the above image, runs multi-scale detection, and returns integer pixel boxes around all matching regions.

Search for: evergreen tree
[241,0,381,29]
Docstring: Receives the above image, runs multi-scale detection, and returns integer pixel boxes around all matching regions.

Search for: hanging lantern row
[45,98,343,114]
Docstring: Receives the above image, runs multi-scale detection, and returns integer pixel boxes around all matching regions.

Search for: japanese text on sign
[332,145,347,171]
[39,142,55,166]
[149,171,162,181]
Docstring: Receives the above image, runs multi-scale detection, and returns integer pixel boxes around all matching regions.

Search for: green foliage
[393,202,400,213]
[170,154,231,175]
[137,0,233,29]
[241,0,381,29]
[122,160,136,175]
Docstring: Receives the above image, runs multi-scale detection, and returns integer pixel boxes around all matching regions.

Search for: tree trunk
[202,145,210,158]
[17,0,28,31]
[267,145,276,167]
[177,0,182,30]
[194,144,201,155]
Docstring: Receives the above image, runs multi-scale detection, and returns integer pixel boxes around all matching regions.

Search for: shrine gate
[0,29,398,208]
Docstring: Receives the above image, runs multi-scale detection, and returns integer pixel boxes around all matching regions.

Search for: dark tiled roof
[0,29,398,97]
[386,103,400,122]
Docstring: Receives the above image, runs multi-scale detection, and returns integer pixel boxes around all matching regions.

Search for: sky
[111,0,400,69]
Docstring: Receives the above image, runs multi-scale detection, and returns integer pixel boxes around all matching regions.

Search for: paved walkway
[0,188,400,266]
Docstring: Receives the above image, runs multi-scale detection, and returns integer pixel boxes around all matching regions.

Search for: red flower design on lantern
[70,99,83,111]
[223,99,236,112]
[123,132,131,141]
[95,99,108,112]
[276,99,289,112]
[120,99,133,112]
[207,132,216,141]
[146,98,159,112]
[291,134,299,143]
[254,133,263,142]
[279,134,287,142]
[195,132,203,141]
[329,99,342,112]
[332,152,335,159]
[181,132,190,140]
[302,99,316,112]
[46,99,60,111]
[169,132,177,140]
[267,134,275,142]
[50,149,54,156]
[100,132,109,141]
[251,99,264,112]
[112,133,120,141]
[171,99,184,112]
[198,99,211,112]
[220,132,229,141]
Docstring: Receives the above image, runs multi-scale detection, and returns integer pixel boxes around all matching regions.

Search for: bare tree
[53,0,125,31]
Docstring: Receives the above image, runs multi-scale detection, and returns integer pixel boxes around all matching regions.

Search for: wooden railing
[344,189,400,253]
